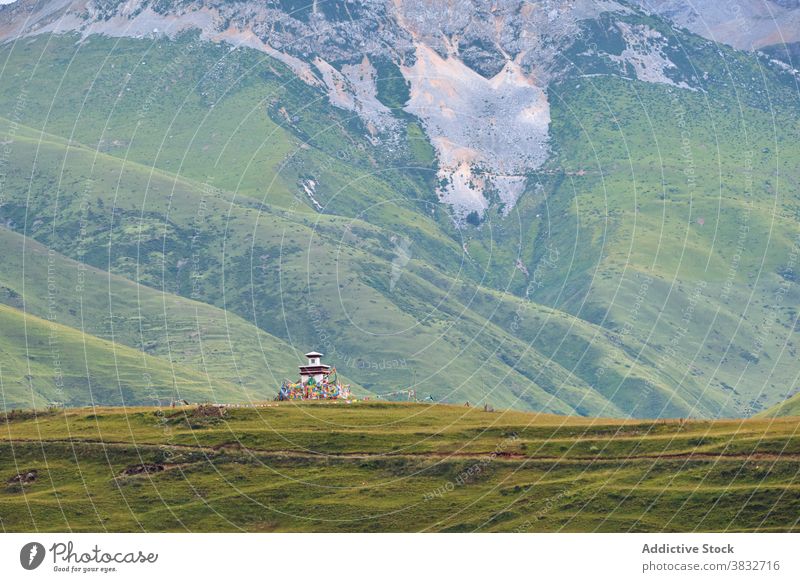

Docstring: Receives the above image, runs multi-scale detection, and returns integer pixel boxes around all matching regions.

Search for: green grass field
[1,402,798,532]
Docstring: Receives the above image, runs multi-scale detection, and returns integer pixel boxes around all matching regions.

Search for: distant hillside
[0,225,369,401]
[0,303,249,407]
[0,1,799,416]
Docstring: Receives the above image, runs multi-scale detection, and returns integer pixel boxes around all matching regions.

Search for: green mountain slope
[757,392,800,417]
[535,28,800,417]
[0,225,371,397]
[0,112,697,416]
[0,19,798,417]
[0,303,248,408]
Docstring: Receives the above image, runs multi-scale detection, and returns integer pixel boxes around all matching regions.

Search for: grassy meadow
[1,402,798,532]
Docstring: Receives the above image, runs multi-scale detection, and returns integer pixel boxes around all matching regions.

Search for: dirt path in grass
[2,437,798,464]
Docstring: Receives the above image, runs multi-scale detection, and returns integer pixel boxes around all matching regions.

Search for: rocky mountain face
[10,0,791,218]
[634,0,800,51]
[0,0,707,220]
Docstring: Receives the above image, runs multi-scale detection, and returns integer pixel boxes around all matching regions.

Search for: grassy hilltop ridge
[1,402,798,532]
[758,392,800,418]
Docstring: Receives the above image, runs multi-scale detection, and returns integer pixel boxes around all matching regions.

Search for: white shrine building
[299,351,332,385]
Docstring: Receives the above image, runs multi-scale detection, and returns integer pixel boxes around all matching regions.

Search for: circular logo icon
[20,542,46,570]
